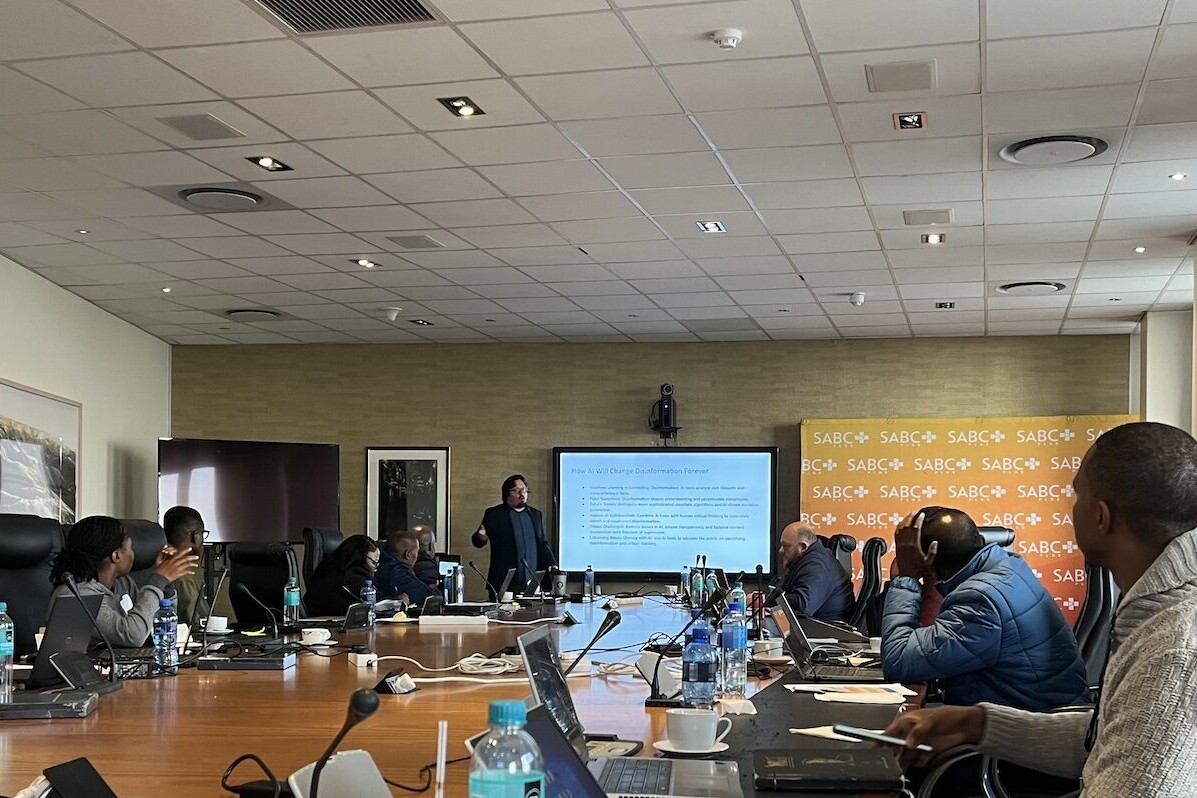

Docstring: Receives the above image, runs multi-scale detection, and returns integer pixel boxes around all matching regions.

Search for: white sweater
[977,528,1197,798]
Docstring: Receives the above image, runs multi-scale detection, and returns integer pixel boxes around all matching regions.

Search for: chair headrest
[228,542,292,567]
[0,514,61,568]
[120,519,168,570]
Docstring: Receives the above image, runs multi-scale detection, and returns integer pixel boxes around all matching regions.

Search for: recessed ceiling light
[247,155,292,172]
[921,233,946,245]
[438,96,485,118]
[1109,297,1121,302]
[354,258,377,269]
[1169,172,1188,181]
[75,228,89,235]
[893,112,927,130]
[484,318,497,323]
[411,319,434,326]
[696,220,726,233]
[934,301,955,309]
[1134,246,1147,254]
[161,287,172,293]
[778,308,790,313]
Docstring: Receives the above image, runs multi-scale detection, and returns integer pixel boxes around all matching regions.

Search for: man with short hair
[886,422,1197,796]
[411,525,440,588]
[375,532,433,606]
[881,505,1087,710]
[472,475,555,599]
[163,505,208,625]
[771,522,854,622]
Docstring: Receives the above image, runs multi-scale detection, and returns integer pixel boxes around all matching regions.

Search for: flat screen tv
[554,446,778,578]
[158,438,339,544]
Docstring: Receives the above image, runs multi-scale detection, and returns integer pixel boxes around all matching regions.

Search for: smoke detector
[712,28,742,49]
[849,292,866,307]
[998,135,1108,166]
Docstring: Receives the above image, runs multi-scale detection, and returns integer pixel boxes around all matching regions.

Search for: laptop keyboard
[816,664,884,680]
[599,757,672,795]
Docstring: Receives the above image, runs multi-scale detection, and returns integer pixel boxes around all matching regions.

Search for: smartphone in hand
[832,724,933,753]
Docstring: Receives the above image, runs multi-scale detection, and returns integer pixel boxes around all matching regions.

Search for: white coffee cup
[753,638,782,657]
[206,615,228,633]
[301,627,332,645]
[869,636,883,653]
[665,708,732,752]
[500,591,515,603]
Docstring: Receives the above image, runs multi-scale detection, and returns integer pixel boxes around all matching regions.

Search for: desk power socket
[349,651,378,668]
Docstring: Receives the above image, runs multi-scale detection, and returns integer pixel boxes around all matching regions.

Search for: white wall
[1139,309,1194,433]
[0,254,171,518]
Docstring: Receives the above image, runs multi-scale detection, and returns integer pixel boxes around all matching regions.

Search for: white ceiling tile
[208,210,337,235]
[70,0,284,45]
[695,330,769,341]
[366,169,502,204]
[1112,159,1197,193]
[109,102,286,150]
[314,286,408,303]
[225,256,330,275]
[852,136,981,176]
[0,222,65,246]
[307,135,461,175]
[1070,291,1159,306]
[820,44,980,103]
[630,187,748,215]
[490,245,594,266]
[696,255,795,276]
[559,115,708,157]
[0,132,50,160]
[655,211,766,238]
[187,142,346,182]
[437,267,533,286]
[175,236,294,258]
[583,240,683,262]
[160,41,353,97]
[987,308,1066,321]
[899,282,983,300]
[1089,238,1192,261]
[610,319,689,334]
[0,0,130,60]
[496,297,582,313]
[879,226,985,249]
[538,279,627,294]
[1153,23,1197,79]
[986,262,1081,281]
[89,239,207,262]
[0,111,166,155]
[573,294,658,311]
[987,0,1166,38]
[893,265,985,283]
[987,242,1088,263]
[307,205,431,232]
[987,166,1114,199]
[1076,276,1170,294]
[599,152,730,189]
[626,0,806,63]
[395,251,508,270]
[262,176,395,208]
[3,242,121,267]
[454,223,566,248]
[306,27,497,86]
[421,298,509,315]
[676,236,781,258]
[987,195,1104,224]
[801,0,978,51]
[1137,78,1197,125]
[516,68,682,120]
[0,191,108,221]
[859,173,982,205]
[743,179,864,209]
[552,217,665,243]
[1082,259,1181,277]
[357,269,449,288]
[763,206,873,234]
[65,262,175,283]
[264,233,379,255]
[479,160,614,196]
[887,246,982,267]
[0,66,83,115]
[723,145,853,182]
[516,310,598,325]
[430,0,608,21]
[795,270,892,290]
[650,291,735,308]
[664,57,826,112]
[1103,190,1197,218]
[986,222,1096,244]
[871,201,983,229]
[788,251,888,271]
[987,30,1155,92]
[837,95,981,143]
[120,215,243,238]
[239,92,411,139]
[376,79,545,131]
[694,107,841,149]
[73,151,232,185]
[1094,217,1197,240]
[412,198,536,228]
[23,218,152,242]
[605,260,703,279]
[776,231,880,254]
[432,124,580,165]
[519,191,642,222]
[0,158,123,192]
[985,85,1139,133]
[461,13,647,75]
[16,53,216,107]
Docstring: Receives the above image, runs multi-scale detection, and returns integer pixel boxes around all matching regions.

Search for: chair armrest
[917,746,982,798]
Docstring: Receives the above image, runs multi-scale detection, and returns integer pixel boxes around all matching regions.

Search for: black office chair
[120,518,168,587]
[227,543,298,627]
[848,536,888,634]
[817,533,858,578]
[1073,564,1118,686]
[978,526,1016,548]
[301,527,344,586]
[0,513,64,658]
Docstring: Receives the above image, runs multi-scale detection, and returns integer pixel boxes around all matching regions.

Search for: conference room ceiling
[0,0,1194,344]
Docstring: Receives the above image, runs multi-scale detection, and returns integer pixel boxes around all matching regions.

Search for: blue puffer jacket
[881,543,1089,710]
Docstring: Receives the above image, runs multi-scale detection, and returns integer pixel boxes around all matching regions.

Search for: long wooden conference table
[0,599,908,797]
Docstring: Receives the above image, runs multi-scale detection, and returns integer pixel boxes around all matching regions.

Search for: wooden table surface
[1,599,773,797]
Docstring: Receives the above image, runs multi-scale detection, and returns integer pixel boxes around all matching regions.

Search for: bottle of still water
[153,599,178,675]
[682,616,717,709]
[720,597,749,700]
[283,576,301,627]
[0,602,14,703]
[583,565,595,601]
[679,566,690,603]
[453,565,466,604]
[469,699,544,798]
[690,567,706,607]
[360,579,377,625]
[705,570,719,603]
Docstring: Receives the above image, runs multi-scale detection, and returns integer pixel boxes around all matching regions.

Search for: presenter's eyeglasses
[509,486,530,495]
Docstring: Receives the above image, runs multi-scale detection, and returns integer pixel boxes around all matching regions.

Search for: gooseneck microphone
[309,688,381,798]
[562,610,621,677]
[753,564,766,640]
[646,585,728,708]
[62,573,121,684]
[467,560,501,602]
[520,556,540,595]
[187,568,229,664]
[235,583,279,641]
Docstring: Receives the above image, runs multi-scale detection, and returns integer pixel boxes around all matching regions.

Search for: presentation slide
[555,448,776,576]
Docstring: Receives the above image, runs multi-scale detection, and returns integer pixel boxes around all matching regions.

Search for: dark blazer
[471,503,555,598]
[776,542,855,623]
[304,563,372,617]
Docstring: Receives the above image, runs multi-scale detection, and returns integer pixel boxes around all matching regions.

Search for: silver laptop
[774,595,885,683]
[516,626,743,798]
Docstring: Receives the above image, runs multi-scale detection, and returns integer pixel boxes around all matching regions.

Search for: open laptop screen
[517,626,587,760]
[29,594,105,688]
[524,705,606,798]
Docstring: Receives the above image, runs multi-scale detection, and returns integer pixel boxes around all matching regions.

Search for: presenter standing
[472,474,556,599]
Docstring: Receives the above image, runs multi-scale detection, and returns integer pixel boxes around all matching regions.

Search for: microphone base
[644,696,686,709]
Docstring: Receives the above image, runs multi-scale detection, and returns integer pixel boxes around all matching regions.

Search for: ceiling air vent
[998,135,1108,166]
[996,281,1066,296]
[903,209,953,226]
[864,59,937,93]
[388,234,445,249]
[158,114,246,141]
[225,309,282,320]
[253,0,436,33]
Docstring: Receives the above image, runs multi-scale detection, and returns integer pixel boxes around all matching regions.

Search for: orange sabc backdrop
[799,415,1137,626]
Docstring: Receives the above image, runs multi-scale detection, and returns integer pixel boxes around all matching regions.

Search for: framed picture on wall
[0,378,81,524]
[365,446,450,551]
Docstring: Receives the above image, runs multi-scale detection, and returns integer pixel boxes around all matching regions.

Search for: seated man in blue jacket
[770,522,854,622]
[375,531,434,607]
[881,506,1088,710]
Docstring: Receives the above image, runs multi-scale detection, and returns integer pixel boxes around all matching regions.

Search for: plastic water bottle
[705,571,719,603]
[0,602,13,703]
[690,568,705,607]
[682,617,717,709]
[360,579,377,624]
[720,599,748,700]
[728,581,747,615]
[454,565,466,603]
[469,699,544,798]
[583,566,595,601]
[679,566,690,602]
[683,607,702,646]
[283,577,301,627]
[153,599,178,675]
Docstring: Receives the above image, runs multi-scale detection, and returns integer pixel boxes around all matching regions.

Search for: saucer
[204,628,232,636]
[753,653,791,666]
[652,740,730,756]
